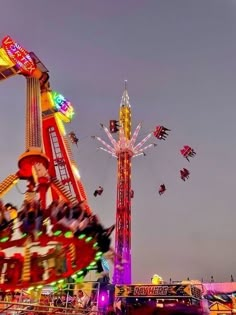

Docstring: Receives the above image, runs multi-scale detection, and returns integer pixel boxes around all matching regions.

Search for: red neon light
[1,35,36,75]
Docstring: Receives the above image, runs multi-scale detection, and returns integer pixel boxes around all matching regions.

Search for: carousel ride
[0,35,108,291]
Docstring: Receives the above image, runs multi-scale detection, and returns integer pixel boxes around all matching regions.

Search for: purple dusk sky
[0,0,236,283]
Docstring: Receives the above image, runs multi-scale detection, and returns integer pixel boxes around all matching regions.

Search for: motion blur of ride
[94,186,104,197]
[0,35,114,291]
[158,184,166,195]
[109,120,120,133]
[180,168,190,181]
[180,145,196,162]
[68,131,79,146]
[153,126,170,140]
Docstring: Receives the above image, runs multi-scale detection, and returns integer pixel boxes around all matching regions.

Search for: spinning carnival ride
[0,35,102,290]
[94,82,168,285]
[94,83,196,285]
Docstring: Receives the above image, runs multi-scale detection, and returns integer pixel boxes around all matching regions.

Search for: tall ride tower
[114,81,132,284]
[95,81,156,284]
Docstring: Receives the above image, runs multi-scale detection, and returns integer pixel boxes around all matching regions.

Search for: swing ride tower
[114,81,132,284]
[95,81,157,284]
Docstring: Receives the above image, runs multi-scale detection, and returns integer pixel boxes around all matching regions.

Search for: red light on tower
[1,35,36,75]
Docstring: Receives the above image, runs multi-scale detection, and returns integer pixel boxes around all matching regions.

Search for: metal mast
[113,81,132,284]
[94,81,156,284]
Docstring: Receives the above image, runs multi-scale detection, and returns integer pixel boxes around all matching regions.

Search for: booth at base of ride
[114,283,203,313]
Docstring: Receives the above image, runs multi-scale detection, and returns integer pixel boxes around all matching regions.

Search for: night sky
[0,0,236,283]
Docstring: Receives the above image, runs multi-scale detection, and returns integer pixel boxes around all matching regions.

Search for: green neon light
[64,231,73,238]
[53,230,62,236]
[77,270,84,275]
[0,237,9,242]
[85,236,93,242]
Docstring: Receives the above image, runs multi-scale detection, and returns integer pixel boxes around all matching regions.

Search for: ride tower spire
[113,81,132,284]
[94,81,157,284]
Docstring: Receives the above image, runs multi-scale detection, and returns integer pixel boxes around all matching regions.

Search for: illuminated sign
[0,48,15,70]
[115,284,202,298]
[133,285,169,296]
[51,91,75,122]
[1,35,36,75]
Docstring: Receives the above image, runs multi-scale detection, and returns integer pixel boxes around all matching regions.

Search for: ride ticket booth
[114,283,203,314]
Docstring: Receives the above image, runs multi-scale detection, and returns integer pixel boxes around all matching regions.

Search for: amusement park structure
[0,35,106,291]
[0,37,91,213]
[94,81,168,284]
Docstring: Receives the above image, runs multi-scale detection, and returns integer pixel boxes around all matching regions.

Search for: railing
[0,301,102,315]
[0,281,105,315]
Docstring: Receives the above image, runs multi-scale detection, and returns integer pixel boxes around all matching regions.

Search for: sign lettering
[115,284,199,298]
[134,285,169,296]
[51,91,75,122]
[1,35,36,75]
